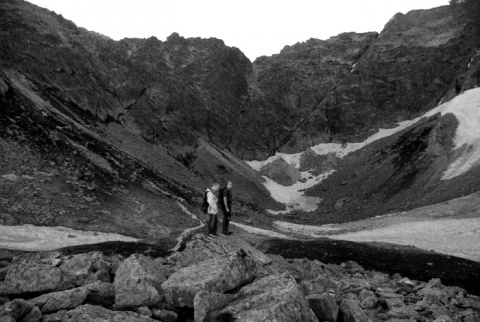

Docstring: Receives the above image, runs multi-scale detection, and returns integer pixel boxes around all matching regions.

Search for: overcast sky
[27,0,448,61]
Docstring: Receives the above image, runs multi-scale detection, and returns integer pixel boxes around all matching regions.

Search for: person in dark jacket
[219,181,233,235]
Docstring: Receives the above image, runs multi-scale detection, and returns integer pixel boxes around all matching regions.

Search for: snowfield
[246,88,480,212]
[0,224,138,251]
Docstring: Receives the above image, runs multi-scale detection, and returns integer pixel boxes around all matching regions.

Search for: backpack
[201,190,209,213]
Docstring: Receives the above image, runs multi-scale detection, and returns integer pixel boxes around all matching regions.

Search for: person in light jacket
[206,183,220,238]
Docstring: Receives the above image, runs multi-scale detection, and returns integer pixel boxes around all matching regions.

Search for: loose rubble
[0,234,479,322]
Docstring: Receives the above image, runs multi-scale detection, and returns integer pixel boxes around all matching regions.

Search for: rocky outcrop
[59,252,112,286]
[0,299,36,321]
[193,291,233,322]
[221,272,319,322]
[169,232,272,268]
[29,287,89,314]
[0,259,72,295]
[3,0,480,165]
[113,254,167,310]
[161,249,256,308]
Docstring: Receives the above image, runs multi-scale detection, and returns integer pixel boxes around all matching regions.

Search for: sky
[27,0,448,61]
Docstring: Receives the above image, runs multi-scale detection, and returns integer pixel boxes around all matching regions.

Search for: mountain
[253,6,480,154]
[1,0,480,240]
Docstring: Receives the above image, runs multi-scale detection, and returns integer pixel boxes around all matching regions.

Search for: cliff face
[0,0,253,163]
[2,1,479,162]
[254,6,480,154]
[250,32,379,154]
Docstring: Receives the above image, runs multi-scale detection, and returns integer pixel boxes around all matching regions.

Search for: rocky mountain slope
[1,0,480,255]
[0,0,284,241]
[251,6,480,154]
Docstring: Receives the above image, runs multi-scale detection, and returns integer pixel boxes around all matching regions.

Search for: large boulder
[58,252,111,286]
[162,249,256,308]
[0,299,35,321]
[338,297,373,322]
[307,293,339,322]
[193,291,234,322]
[150,308,178,322]
[29,287,89,313]
[83,281,115,307]
[170,234,272,268]
[113,254,167,310]
[221,272,318,322]
[62,304,156,322]
[20,305,42,322]
[0,260,72,295]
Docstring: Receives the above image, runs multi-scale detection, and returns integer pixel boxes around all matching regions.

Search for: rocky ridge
[0,235,479,322]
[2,0,480,163]
[252,6,480,154]
[2,0,480,226]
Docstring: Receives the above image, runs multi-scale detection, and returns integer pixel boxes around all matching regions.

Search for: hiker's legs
[208,213,216,235]
[222,211,230,233]
[212,215,218,235]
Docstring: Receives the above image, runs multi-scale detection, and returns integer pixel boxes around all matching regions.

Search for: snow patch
[329,217,480,262]
[0,224,138,251]
[264,170,334,214]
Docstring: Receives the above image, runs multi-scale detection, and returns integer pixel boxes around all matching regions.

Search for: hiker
[206,183,220,238]
[219,181,233,235]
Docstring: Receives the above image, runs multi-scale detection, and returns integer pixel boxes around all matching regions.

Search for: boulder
[338,298,373,322]
[358,289,375,302]
[0,260,72,295]
[29,287,89,313]
[83,281,115,307]
[62,304,156,321]
[59,252,111,286]
[341,278,371,295]
[170,234,271,268]
[221,272,318,322]
[385,297,404,310]
[300,278,327,296]
[21,305,42,322]
[114,254,167,310]
[370,272,390,285]
[151,308,178,322]
[360,296,378,310]
[0,268,8,281]
[193,291,234,322]
[41,310,67,322]
[162,249,256,308]
[0,316,15,322]
[340,261,365,275]
[135,306,152,317]
[0,299,35,320]
[267,255,334,281]
[386,305,421,321]
[307,293,339,322]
